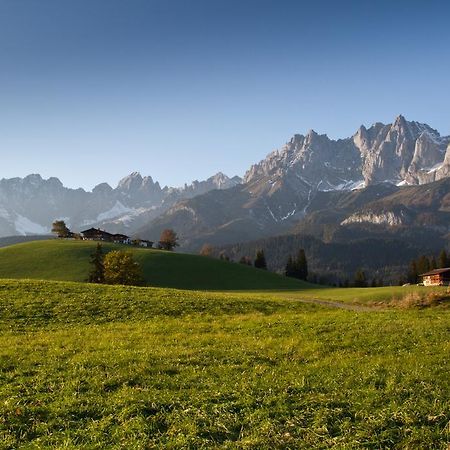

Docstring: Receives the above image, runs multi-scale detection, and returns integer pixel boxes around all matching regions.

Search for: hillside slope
[0,240,307,290]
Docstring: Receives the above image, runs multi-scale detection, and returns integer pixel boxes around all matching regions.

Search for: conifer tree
[407,260,418,284]
[285,255,295,277]
[88,243,105,283]
[430,256,437,270]
[416,255,430,275]
[254,249,267,269]
[439,249,449,268]
[296,249,308,281]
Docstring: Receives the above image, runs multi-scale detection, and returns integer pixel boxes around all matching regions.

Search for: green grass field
[1,239,447,308]
[0,279,449,448]
[0,240,308,290]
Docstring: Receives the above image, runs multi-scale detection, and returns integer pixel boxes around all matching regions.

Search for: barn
[420,268,450,286]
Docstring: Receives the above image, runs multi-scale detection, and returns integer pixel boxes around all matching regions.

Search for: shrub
[103,250,143,286]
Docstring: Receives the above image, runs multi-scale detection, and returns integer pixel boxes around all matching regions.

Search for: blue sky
[0,0,449,189]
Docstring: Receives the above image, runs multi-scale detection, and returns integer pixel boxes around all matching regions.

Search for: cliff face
[245,115,450,189]
[139,116,450,249]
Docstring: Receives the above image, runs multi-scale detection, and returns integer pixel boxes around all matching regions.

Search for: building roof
[81,228,113,237]
[420,267,450,276]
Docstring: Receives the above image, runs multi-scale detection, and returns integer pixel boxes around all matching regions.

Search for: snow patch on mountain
[14,215,49,235]
[318,179,366,192]
[97,201,133,222]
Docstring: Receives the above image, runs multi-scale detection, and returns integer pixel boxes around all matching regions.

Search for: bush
[103,251,143,286]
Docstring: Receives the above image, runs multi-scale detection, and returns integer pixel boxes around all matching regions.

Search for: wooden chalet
[81,228,131,244]
[81,228,113,241]
[420,268,450,286]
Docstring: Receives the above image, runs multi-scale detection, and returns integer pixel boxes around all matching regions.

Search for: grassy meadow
[0,240,309,290]
[0,279,449,448]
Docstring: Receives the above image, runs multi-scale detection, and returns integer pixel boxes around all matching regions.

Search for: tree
[103,251,143,285]
[254,249,267,270]
[285,255,295,277]
[296,249,308,281]
[285,249,308,280]
[88,243,105,283]
[199,244,214,257]
[51,220,70,238]
[353,269,367,287]
[416,255,430,275]
[239,256,252,265]
[407,260,418,284]
[439,249,449,268]
[159,229,179,251]
[430,256,437,270]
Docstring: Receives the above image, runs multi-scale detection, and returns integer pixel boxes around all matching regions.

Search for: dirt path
[286,297,378,312]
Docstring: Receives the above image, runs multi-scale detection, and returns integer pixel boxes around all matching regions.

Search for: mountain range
[1,115,449,280]
[0,172,241,237]
[139,115,450,248]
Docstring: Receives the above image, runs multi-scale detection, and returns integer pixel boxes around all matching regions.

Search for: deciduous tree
[239,256,252,265]
[159,229,179,251]
[200,243,214,257]
[103,251,143,285]
[51,220,70,238]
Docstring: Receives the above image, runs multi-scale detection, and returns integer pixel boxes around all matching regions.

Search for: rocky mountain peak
[245,115,449,191]
[92,182,113,194]
[208,172,240,188]
[23,174,44,185]
[117,172,144,191]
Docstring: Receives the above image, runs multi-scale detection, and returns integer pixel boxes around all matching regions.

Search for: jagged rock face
[341,210,410,227]
[139,116,450,248]
[0,172,242,237]
[245,115,450,190]
[360,116,449,184]
[245,130,363,191]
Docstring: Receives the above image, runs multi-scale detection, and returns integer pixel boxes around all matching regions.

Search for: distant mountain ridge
[245,115,450,189]
[139,115,450,248]
[1,114,449,245]
[0,172,242,237]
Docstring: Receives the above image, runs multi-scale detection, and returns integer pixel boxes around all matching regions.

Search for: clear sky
[0,0,449,190]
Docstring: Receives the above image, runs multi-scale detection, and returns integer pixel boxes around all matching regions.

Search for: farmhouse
[81,228,113,241]
[420,268,450,286]
[81,228,131,244]
[112,233,131,244]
